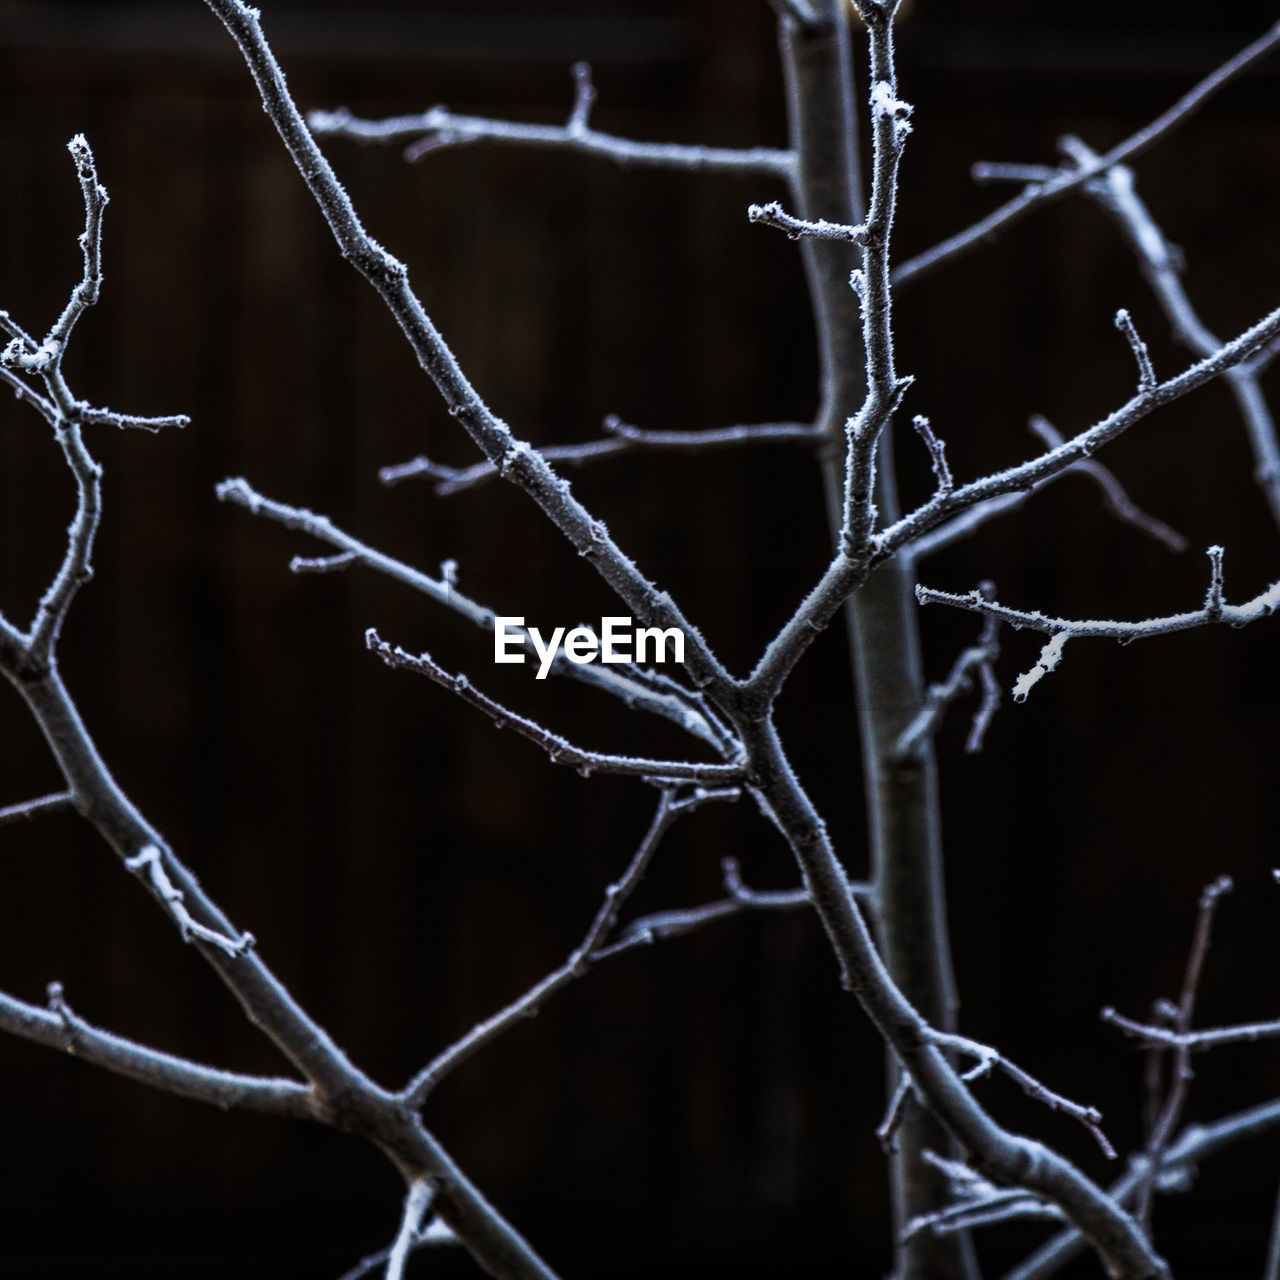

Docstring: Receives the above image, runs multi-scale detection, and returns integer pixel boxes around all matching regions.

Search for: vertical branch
[1133,875,1232,1233]
[775,4,972,1278]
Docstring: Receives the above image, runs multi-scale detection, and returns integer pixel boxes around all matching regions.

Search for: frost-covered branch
[907,416,1186,558]
[203,0,733,702]
[365,629,744,785]
[905,1153,1062,1241]
[893,20,1280,288]
[893,584,1000,759]
[403,789,736,1107]
[1128,875,1232,1232]
[0,791,74,828]
[379,418,819,495]
[600,854,817,956]
[125,844,255,957]
[1004,1096,1280,1280]
[307,62,795,179]
[926,1031,1115,1159]
[842,12,915,554]
[748,199,869,242]
[1059,137,1280,528]
[0,138,191,668]
[0,981,315,1119]
[217,477,736,754]
[917,547,1278,701]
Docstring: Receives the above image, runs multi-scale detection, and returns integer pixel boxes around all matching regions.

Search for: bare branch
[918,547,1277,701]
[1101,1007,1280,1053]
[203,0,734,701]
[125,844,256,957]
[926,1031,1115,1159]
[379,418,820,495]
[386,1180,435,1280]
[893,20,1280,289]
[290,550,359,574]
[1114,309,1157,395]
[1131,875,1233,1232]
[602,854,817,956]
[566,61,595,134]
[912,414,953,498]
[337,1220,459,1280]
[77,404,190,432]
[0,981,314,1120]
[908,417,1185,558]
[905,1161,1061,1241]
[894,585,1000,759]
[218,477,735,754]
[366,629,744,785]
[1065,141,1280,528]
[1004,1096,1280,1280]
[748,199,869,242]
[307,63,795,179]
[878,1072,914,1154]
[403,792,687,1106]
[1025,416,1187,553]
[0,366,57,423]
[0,790,75,828]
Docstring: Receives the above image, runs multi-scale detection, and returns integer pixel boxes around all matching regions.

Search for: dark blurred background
[0,1,1278,1276]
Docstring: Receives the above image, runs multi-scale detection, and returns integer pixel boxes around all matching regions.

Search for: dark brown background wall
[0,2,1277,1275]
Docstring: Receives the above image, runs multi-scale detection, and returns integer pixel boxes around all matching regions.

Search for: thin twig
[379,418,819,495]
[908,416,1186,558]
[365,629,744,785]
[1025,416,1187,553]
[917,547,1277,701]
[878,1073,914,1154]
[1064,139,1280,529]
[306,62,794,179]
[748,199,869,242]
[125,845,256,957]
[926,1031,1115,1159]
[893,20,1280,288]
[600,854,817,957]
[1115,309,1157,394]
[1131,875,1233,1232]
[403,792,698,1106]
[0,791,75,828]
[218,477,735,754]
[894,584,1000,759]
[1100,1008,1280,1052]
[386,1180,435,1280]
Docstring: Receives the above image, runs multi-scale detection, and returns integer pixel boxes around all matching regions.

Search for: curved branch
[893,20,1280,289]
